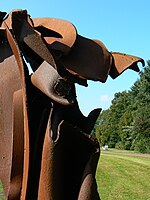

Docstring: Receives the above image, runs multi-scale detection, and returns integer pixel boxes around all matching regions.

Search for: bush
[133,138,150,153]
[115,141,125,149]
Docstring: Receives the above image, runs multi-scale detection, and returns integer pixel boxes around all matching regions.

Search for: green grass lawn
[96,149,150,200]
[0,181,5,200]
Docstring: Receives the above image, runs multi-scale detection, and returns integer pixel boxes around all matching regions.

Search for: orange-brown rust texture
[0,9,144,200]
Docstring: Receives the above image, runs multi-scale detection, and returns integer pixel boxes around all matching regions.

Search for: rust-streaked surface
[0,46,21,198]
[0,9,144,200]
[33,17,77,54]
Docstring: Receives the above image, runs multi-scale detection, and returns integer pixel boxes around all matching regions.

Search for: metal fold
[0,9,145,200]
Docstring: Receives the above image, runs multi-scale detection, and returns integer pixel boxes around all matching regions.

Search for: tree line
[95,61,150,153]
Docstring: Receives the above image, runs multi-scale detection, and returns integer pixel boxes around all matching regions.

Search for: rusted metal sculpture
[0,10,144,200]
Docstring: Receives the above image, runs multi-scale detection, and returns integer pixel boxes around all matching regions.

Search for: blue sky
[1,0,150,115]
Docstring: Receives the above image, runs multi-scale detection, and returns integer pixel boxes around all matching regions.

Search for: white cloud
[100,94,110,102]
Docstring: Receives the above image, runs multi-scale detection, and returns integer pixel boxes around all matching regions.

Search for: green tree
[130,62,150,153]
[95,109,111,146]
[96,60,150,153]
[131,105,150,153]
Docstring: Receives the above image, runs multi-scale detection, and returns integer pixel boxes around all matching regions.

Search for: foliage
[95,61,150,153]
[131,105,150,153]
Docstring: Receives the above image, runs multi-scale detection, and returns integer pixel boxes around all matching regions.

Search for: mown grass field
[96,149,150,200]
[0,181,5,200]
[0,149,150,200]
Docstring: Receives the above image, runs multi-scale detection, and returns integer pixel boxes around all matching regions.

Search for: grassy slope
[96,149,150,200]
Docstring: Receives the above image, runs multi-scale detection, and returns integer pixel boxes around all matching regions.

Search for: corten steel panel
[0,9,144,200]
